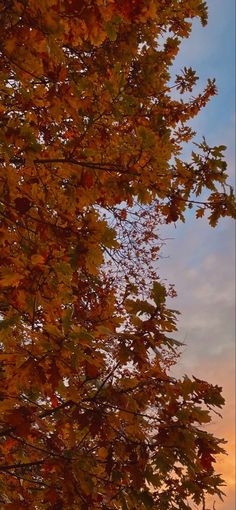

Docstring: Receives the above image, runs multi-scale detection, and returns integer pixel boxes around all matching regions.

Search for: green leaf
[105,21,118,42]
[0,315,18,330]
[152,282,166,306]
[140,491,154,508]
[62,307,73,333]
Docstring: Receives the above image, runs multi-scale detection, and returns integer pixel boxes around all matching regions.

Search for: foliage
[0,1,235,509]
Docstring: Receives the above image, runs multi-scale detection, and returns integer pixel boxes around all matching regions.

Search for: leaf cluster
[0,1,234,509]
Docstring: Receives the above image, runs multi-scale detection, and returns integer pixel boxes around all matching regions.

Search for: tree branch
[0,460,45,472]
[0,157,139,175]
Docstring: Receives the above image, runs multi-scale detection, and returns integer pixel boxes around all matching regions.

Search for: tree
[0,0,235,508]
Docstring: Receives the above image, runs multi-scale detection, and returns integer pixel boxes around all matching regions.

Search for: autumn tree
[0,1,235,509]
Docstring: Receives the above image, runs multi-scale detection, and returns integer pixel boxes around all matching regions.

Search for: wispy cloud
[158,216,235,509]
[157,1,235,506]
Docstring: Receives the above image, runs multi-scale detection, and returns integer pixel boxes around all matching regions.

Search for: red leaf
[14,197,31,214]
[51,394,59,408]
[200,452,215,471]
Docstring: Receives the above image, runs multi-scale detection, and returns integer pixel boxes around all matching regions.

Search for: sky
[158,1,235,508]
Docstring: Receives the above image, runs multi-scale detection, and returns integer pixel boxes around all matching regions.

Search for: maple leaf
[14,197,31,214]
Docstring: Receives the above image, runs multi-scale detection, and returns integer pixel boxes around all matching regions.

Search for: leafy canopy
[0,1,235,509]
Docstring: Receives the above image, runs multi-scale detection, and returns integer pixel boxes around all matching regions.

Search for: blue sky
[159,1,235,508]
[173,0,235,148]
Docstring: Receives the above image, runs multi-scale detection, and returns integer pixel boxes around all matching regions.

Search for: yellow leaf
[44,324,62,337]
[85,244,104,275]
[0,271,23,287]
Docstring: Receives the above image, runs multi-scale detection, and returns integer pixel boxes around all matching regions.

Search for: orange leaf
[31,254,45,265]
[98,447,108,459]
